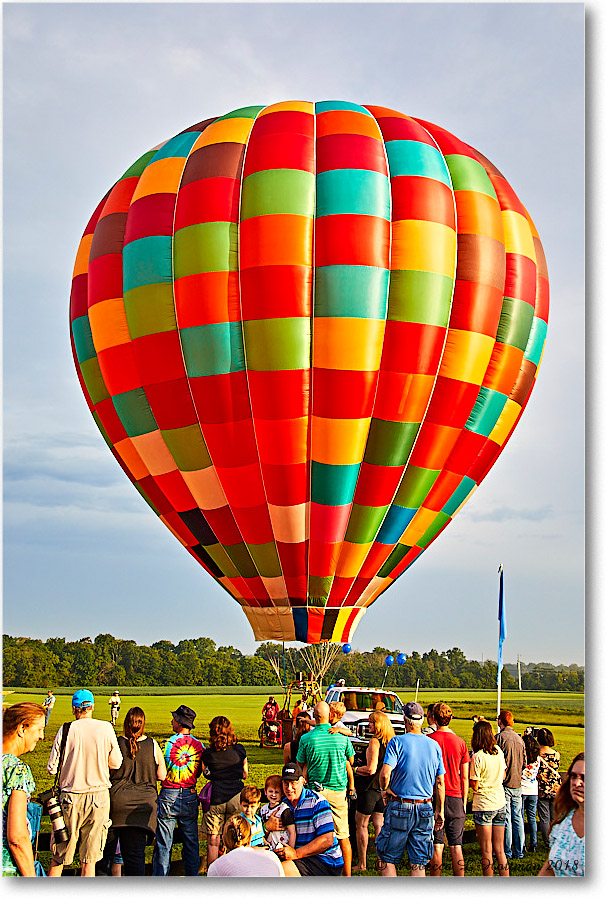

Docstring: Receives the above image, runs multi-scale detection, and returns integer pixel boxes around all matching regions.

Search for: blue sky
[3,2,586,665]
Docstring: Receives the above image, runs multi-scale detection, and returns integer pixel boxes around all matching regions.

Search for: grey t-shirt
[496,727,527,788]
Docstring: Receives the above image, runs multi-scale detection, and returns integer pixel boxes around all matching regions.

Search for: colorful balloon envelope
[70,101,549,645]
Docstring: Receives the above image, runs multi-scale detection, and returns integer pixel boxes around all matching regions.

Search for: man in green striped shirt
[296,701,355,876]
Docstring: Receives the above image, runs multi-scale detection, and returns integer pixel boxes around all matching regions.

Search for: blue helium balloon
[396,653,407,665]
[385,655,394,666]
[342,643,351,654]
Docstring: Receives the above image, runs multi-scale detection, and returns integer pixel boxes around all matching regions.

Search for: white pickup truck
[324,685,407,749]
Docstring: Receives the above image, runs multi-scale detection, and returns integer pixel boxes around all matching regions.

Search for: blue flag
[497,565,506,685]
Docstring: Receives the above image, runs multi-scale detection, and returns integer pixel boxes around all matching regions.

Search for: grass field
[4,687,584,877]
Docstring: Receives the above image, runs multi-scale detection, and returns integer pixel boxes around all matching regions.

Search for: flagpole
[496,565,506,720]
[282,642,286,689]
[497,661,502,720]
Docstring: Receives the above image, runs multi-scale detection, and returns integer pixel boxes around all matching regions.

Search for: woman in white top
[207,815,285,877]
[469,719,509,877]
[521,731,541,852]
[538,752,584,877]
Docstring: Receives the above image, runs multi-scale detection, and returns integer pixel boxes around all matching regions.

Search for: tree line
[2,633,584,692]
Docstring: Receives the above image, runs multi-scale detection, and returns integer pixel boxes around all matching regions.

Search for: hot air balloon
[70,101,549,645]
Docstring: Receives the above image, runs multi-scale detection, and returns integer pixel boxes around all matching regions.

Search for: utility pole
[517,654,522,691]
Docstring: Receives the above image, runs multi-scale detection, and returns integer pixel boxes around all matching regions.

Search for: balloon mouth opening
[242,605,366,644]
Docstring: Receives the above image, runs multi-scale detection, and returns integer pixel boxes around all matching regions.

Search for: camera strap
[53,721,72,790]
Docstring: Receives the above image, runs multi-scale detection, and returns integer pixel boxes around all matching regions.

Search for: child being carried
[260,775,296,851]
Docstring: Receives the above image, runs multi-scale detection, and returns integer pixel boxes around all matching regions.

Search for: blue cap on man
[72,689,94,708]
[403,700,425,720]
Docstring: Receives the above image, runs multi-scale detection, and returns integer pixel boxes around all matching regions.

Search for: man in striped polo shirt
[296,700,355,874]
[273,762,344,876]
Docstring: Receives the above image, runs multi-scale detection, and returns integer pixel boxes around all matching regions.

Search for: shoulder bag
[37,721,71,812]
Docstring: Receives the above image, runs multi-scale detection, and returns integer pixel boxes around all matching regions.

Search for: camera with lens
[524,726,540,738]
[46,794,69,844]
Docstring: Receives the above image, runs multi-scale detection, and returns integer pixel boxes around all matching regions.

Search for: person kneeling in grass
[267,762,344,876]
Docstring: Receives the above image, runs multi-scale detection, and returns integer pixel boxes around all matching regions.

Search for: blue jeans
[152,787,199,876]
[522,795,538,848]
[375,800,434,867]
[537,798,554,847]
[503,787,525,858]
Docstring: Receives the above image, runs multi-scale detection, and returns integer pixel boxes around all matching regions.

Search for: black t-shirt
[202,743,247,804]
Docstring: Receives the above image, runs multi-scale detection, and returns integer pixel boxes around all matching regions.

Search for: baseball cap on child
[72,689,94,708]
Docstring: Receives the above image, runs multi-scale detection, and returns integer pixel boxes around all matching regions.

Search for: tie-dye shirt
[160,732,204,789]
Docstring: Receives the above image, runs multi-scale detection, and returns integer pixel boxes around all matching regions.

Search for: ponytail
[123,706,146,757]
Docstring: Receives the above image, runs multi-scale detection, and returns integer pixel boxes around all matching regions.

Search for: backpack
[537,751,561,798]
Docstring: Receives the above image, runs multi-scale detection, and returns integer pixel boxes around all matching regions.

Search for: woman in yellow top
[469,719,509,877]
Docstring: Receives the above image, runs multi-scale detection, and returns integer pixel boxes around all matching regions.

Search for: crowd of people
[2,692,584,878]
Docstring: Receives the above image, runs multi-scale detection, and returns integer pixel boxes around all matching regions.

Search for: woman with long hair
[521,731,541,852]
[538,752,584,877]
[469,719,509,877]
[536,727,561,848]
[201,716,248,869]
[283,712,313,765]
[2,702,46,877]
[100,706,166,876]
[352,710,395,872]
[207,815,284,876]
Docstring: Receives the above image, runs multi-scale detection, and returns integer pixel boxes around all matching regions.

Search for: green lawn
[4,687,584,876]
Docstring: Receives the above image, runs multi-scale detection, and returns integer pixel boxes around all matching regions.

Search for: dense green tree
[65,641,97,684]
[254,642,284,660]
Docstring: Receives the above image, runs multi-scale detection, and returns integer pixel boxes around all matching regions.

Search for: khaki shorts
[320,787,349,840]
[202,791,242,836]
[52,790,111,865]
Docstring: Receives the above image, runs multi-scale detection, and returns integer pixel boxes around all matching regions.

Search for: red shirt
[263,702,279,720]
[429,730,469,797]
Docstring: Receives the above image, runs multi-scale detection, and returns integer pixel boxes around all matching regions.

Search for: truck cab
[324,685,407,748]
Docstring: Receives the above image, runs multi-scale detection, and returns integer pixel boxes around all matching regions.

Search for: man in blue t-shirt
[376,701,445,877]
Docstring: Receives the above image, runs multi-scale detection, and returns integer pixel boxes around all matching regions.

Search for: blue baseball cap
[72,689,94,708]
[403,701,425,721]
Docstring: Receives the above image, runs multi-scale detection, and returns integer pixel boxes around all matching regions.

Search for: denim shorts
[472,805,507,826]
[375,800,434,866]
